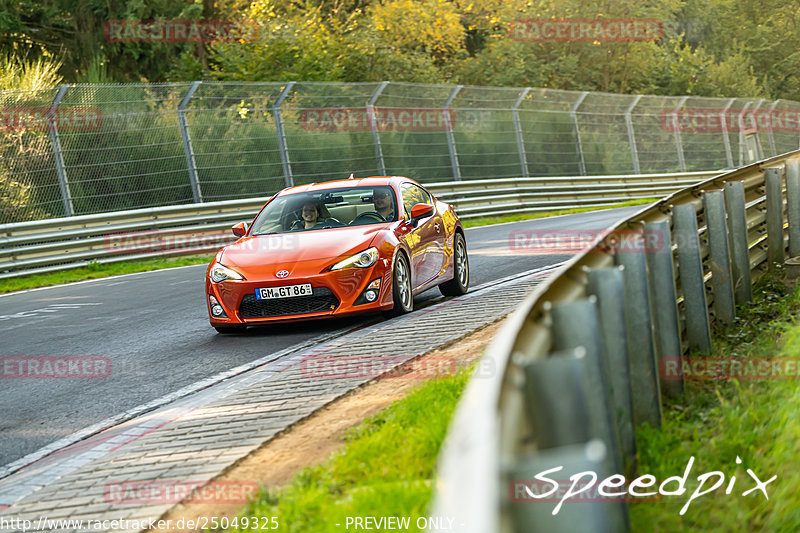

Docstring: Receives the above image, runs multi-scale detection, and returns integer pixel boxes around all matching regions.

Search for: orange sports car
[206,176,469,333]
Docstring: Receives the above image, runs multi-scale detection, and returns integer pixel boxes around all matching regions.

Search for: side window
[400,183,432,219]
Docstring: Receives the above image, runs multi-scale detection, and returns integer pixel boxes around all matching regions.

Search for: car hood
[220,225,385,275]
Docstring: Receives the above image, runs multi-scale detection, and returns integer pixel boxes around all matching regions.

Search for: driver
[372,188,395,221]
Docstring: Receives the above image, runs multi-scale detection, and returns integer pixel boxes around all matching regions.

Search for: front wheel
[384,252,413,318]
[439,232,469,296]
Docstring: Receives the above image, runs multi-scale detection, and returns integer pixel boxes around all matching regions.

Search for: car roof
[276,176,415,197]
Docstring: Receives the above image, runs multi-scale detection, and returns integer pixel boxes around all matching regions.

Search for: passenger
[290,200,340,230]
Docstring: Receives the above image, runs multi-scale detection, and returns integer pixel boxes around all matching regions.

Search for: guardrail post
[766,167,785,269]
[368,81,389,176]
[703,190,736,324]
[644,220,683,397]
[549,299,624,478]
[787,159,800,257]
[178,81,203,203]
[520,347,592,448]
[571,92,589,176]
[724,181,753,304]
[615,245,662,428]
[512,88,531,178]
[586,267,636,477]
[274,81,296,187]
[720,98,735,168]
[625,95,643,174]
[48,85,75,216]
[505,441,625,533]
[444,85,462,181]
[673,203,713,353]
[672,96,688,172]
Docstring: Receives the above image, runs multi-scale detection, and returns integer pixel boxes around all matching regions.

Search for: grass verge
[2,199,656,294]
[227,367,473,533]
[630,274,800,530]
[460,197,656,228]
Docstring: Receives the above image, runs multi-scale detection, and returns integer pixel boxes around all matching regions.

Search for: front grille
[239,287,339,318]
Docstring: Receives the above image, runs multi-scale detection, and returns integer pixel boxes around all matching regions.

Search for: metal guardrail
[0,172,718,280]
[432,152,799,532]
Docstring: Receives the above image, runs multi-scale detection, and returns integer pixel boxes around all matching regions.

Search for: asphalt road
[0,205,643,467]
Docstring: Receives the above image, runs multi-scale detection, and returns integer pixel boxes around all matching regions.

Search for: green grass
[630,274,800,531]
[228,367,473,533]
[460,197,657,228]
[0,254,214,294]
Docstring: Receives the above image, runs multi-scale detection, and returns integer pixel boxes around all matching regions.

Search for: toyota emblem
[276,270,290,278]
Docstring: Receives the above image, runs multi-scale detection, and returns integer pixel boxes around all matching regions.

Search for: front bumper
[206,260,393,326]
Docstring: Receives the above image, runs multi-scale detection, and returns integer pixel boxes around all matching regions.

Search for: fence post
[571,91,589,176]
[644,220,683,397]
[178,81,203,203]
[368,81,389,176]
[274,81,296,187]
[512,88,531,178]
[444,85,462,181]
[672,96,688,172]
[724,181,753,304]
[787,159,800,257]
[673,203,713,353]
[615,247,662,428]
[720,98,735,168]
[586,267,636,477]
[625,95,643,174]
[48,85,74,216]
[766,166,785,269]
[737,102,752,166]
[703,190,736,324]
[766,100,780,157]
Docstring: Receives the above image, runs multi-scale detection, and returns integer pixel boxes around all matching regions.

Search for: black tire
[214,325,246,334]
[439,232,469,296]
[384,252,413,318]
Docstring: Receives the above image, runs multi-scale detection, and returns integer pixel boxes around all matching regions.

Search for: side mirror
[231,222,248,237]
[409,203,434,225]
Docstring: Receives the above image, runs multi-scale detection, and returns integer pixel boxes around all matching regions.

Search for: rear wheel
[439,232,469,296]
[384,252,413,318]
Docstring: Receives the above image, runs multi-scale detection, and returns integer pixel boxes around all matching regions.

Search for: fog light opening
[209,295,228,318]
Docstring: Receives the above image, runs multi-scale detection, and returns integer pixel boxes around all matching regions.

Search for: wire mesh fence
[2,81,798,225]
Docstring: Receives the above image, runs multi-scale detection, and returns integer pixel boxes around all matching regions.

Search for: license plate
[255,284,313,300]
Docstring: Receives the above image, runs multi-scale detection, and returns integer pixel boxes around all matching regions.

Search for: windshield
[250,186,398,235]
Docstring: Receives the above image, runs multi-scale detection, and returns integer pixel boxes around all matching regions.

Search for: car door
[400,182,445,290]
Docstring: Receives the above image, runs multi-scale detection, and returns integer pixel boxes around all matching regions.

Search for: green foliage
[631,278,800,530]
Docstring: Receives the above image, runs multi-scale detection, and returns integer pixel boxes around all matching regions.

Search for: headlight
[330,247,379,270]
[210,263,245,283]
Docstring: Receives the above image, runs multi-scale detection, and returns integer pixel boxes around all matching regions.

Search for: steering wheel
[351,212,386,224]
